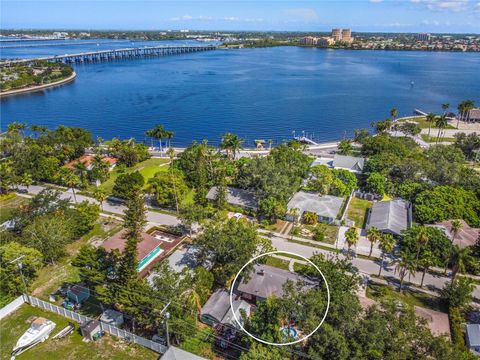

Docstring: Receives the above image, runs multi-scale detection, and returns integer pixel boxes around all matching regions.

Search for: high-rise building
[341,29,352,43]
[317,37,335,47]
[332,29,342,42]
[415,33,431,41]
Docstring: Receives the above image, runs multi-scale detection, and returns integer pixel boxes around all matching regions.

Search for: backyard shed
[67,285,90,305]
[100,309,124,327]
[80,320,101,341]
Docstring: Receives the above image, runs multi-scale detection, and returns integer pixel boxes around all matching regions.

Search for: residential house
[466,324,480,355]
[287,191,344,224]
[160,346,207,360]
[310,154,365,174]
[200,289,251,330]
[206,186,258,210]
[431,220,479,248]
[235,264,316,303]
[366,199,412,236]
[65,154,118,171]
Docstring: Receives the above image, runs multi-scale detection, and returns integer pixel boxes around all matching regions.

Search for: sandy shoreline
[0,71,76,97]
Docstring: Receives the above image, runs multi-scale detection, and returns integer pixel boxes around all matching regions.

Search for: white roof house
[311,154,365,174]
[200,289,250,329]
[287,191,344,223]
[206,186,258,210]
[366,199,412,236]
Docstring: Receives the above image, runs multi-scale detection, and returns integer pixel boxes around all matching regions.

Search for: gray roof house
[332,154,365,173]
[200,289,251,329]
[236,264,316,302]
[466,324,480,355]
[366,199,412,236]
[206,186,258,210]
[160,346,207,360]
[287,191,344,223]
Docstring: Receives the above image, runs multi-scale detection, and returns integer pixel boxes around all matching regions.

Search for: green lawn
[420,134,456,143]
[346,198,372,228]
[366,283,446,313]
[180,325,216,359]
[181,189,196,206]
[398,117,456,129]
[265,256,290,270]
[0,304,157,360]
[0,194,28,223]
[86,158,169,195]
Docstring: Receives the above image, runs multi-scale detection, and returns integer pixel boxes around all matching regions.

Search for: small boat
[12,317,56,353]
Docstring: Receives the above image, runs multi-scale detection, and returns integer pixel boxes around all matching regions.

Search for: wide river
[1,39,479,146]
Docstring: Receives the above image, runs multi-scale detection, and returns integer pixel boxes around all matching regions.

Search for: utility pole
[9,255,29,302]
[159,302,171,348]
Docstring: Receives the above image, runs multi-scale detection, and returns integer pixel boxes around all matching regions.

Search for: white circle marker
[229,251,330,346]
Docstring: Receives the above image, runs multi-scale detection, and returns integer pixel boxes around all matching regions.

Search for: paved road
[18,185,179,226]
[267,235,480,300]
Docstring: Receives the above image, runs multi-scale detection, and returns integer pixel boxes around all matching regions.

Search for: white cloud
[282,8,319,21]
[170,15,263,23]
[410,0,469,12]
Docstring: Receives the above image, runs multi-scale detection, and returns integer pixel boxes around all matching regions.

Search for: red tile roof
[102,230,161,262]
[64,155,117,169]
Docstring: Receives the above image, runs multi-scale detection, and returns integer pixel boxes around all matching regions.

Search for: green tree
[337,140,353,156]
[258,197,287,223]
[306,165,335,195]
[220,133,244,160]
[344,227,359,256]
[419,250,435,288]
[178,204,206,235]
[73,201,100,236]
[425,112,436,137]
[57,168,81,203]
[394,250,416,291]
[112,171,145,199]
[0,242,43,300]
[450,245,474,281]
[435,114,448,143]
[365,172,386,196]
[450,219,463,244]
[146,124,167,153]
[20,173,33,191]
[148,169,188,209]
[303,211,318,225]
[441,277,474,309]
[92,187,107,211]
[366,226,381,257]
[378,234,395,276]
[72,245,118,287]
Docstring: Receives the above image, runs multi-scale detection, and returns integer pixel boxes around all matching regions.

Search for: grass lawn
[0,304,158,360]
[399,117,456,129]
[180,325,216,359]
[346,198,372,228]
[181,189,196,207]
[0,194,28,223]
[420,134,456,143]
[265,256,290,270]
[366,283,446,313]
[87,158,169,195]
[30,218,122,303]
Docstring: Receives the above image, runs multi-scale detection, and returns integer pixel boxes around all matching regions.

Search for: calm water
[1,41,479,146]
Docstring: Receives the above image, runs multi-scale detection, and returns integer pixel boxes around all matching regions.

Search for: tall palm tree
[390,108,398,121]
[441,103,449,115]
[450,245,473,282]
[344,227,359,257]
[464,100,475,123]
[338,140,353,156]
[415,226,430,264]
[435,114,447,143]
[450,219,463,244]
[268,139,273,151]
[366,226,381,258]
[63,171,81,203]
[220,133,244,160]
[146,125,166,154]
[394,251,416,291]
[164,130,174,148]
[74,161,89,186]
[378,233,395,276]
[419,250,435,288]
[93,188,107,211]
[167,147,179,212]
[425,113,436,138]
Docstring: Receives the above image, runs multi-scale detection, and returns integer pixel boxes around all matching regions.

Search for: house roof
[366,199,411,236]
[200,289,232,324]
[332,154,365,172]
[466,324,480,347]
[236,264,315,300]
[100,309,123,324]
[467,108,480,120]
[160,346,207,360]
[81,320,100,333]
[206,186,258,210]
[220,299,251,328]
[433,220,479,248]
[102,230,161,262]
[167,246,200,273]
[287,191,344,219]
[65,155,117,169]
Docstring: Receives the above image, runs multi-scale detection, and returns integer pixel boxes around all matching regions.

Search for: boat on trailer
[11,317,56,359]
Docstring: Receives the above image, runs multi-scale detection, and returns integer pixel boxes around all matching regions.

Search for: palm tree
[390,108,398,121]
[74,161,89,186]
[146,125,166,154]
[419,250,435,288]
[378,233,395,276]
[457,100,475,126]
[450,219,463,244]
[441,103,449,115]
[268,139,273,151]
[425,113,436,138]
[464,100,475,123]
[344,227,359,257]
[93,188,107,211]
[414,226,430,264]
[450,245,473,282]
[288,207,300,240]
[63,171,81,203]
[435,114,447,143]
[366,226,381,258]
[165,130,174,148]
[30,124,48,138]
[394,250,416,291]
[166,147,179,212]
[338,140,353,156]
[91,155,110,183]
[220,133,244,160]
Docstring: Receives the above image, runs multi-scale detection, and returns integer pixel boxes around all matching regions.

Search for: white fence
[0,295,26,320]
[26,295,167,354]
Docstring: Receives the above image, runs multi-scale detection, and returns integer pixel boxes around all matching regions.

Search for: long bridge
[0,45,217,67]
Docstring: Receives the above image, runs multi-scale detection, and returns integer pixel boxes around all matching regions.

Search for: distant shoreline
[0,71,76,97]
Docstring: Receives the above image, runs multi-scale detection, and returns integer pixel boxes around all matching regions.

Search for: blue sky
[1,1,479,33]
